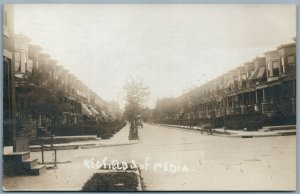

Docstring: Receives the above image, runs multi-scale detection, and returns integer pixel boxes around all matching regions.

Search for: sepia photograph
[2,3,296,191]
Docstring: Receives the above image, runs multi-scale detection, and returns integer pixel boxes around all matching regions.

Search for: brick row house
[2,5,124,176]
[13,34,114,137]
[155,39,296,130]
[3,4,46,176]
[3,4,16,149]
[3,5,118,152]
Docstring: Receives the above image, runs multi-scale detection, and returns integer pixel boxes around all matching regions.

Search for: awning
[249,67,265,80]
[89,106,99,115]
[248,68,259,80]
[256,67,266,79]
[100,110,108,118]
[81,103,93,116]
[67,96,77,101]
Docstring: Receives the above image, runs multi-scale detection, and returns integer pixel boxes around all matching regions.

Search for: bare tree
[123,76,149,140]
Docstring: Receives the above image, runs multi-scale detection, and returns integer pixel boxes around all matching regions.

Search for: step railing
[39,133,57,168]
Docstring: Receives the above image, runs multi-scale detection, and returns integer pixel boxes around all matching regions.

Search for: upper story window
[287,56,295,65]
[267,60,280,77]
[27,59,33,73]
[272,61,280,76]
[238,73,247,87]
[15,52,21,62]
[15,52,21,72]
[267,61,272,76]
[241,74,247,80]
[247,70,255,78]
[15,62,21,72]
[21,52,27,73]
[286,55,296,73]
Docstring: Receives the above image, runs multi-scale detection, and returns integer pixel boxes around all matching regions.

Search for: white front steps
[3,151,46,176]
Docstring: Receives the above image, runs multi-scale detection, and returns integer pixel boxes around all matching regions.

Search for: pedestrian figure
[129,120,136,140]
[134,121,139,139]
[135,115,142,127]
[129,117,141,140]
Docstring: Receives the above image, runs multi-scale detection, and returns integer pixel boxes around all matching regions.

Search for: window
[27,59,33,72]
[15,62,21,72]
[267,61,272,76]
[21,52,27,64]
[242,74,247,80]
[21,62,26,73]
[286,55,296,73]
[287,56,295,65]
[273,61,280,68]
[272,61,280,76]
[15,52,21,62]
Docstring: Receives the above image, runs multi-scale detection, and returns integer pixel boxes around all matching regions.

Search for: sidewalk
[157,124,296,138]
[4,124,141,191]
[30,124,139,151]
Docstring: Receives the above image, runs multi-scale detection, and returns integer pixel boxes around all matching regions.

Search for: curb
[157,124,296,138]
[30,141,140,152]
[230,131,296,138]
[79,141,140,149]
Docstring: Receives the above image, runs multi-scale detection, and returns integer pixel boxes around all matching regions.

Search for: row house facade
[3,4,17,148]
[3,5,120,153]
[11,34,112,140]
[156,39,296,130]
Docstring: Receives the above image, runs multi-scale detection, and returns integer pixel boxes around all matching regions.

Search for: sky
[14,4,296,108]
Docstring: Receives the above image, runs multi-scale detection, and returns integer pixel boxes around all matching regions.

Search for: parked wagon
[200,123,213,135]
